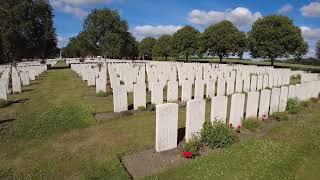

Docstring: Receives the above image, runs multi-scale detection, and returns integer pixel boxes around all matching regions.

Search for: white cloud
[278,4,293,14]
[50,0,88,18]
[133,25,183,41]
[300,2,320,17]
[300,26,320,40]
[187,7,262,29]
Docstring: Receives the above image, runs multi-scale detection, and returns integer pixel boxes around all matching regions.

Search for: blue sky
[50,0,320,57]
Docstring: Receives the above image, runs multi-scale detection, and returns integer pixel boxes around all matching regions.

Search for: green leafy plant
[146,104,156,111]
[96,91,111,97]
[286,98,301,114]
[270,112,289,121]
[184,136,201,156]
[0,99,9,108]
[242,117,262,132]
[137,106,146,111]
[201,121,238,149]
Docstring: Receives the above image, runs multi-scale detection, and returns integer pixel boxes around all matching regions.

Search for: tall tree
[316,40,320,59]
[138,37,156,60]
[294,41,308,63]
[0,0,57,63]
[201,21,243,62]
[172,26,200,61]
[152,35,172,60]
[248,15,305,65]
[234,32,248,60]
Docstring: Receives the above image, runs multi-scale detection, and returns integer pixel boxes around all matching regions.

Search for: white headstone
[250,75,257,91]
[151,82,163,105]
[270,88,280,114]
[258,89,271,118]
[211,96,228,123]
[156,103,178,152]
[217,78,226,96]
[229,93,245,128]
[279,86,288,112]
[134,83,146,109]
[246,91,259,118]
[181,80,192,101]
[194,80,204,99]
[185,99,205,142]
[206,79,216,98]
[167,81,178,102]
[113,85,128,112]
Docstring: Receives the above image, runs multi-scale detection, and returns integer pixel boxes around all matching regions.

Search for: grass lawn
[0,62,319,179]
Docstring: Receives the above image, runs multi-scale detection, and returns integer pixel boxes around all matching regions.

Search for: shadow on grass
[0,118,15,125]
[22,88,35,92]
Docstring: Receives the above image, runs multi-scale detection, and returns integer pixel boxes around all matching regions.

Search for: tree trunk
[186,54,189,62]
[271,57,275,66]
[165,56,168,61]
[219,55,223,62]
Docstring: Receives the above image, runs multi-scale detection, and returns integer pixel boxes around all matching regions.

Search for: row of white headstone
[0,62,50,101]
[154,80,320,152]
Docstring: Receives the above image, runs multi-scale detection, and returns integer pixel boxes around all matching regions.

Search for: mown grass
[147,103,320,179]
[0,61,319,179]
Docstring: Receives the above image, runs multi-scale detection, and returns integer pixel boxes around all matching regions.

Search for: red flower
[229,123,233,128]
[237,125,241,129]
[183,151,193,158]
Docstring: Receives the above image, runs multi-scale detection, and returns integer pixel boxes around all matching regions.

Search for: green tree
[248,15,305,65]
[316,40,320,59]
[172,26,200,61]
[294,41,308,63]
[201,21,244,62]
[0,0,57,63]
[152,35,172,60]
[138,37,156,60]
[234,32,248,60]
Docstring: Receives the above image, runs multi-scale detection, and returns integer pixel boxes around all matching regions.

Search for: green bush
[201,121,237,149]
[270,112,289,121]
[184,137,200,155]
[137,106,146,111]
[0,99,9,108]
[242,117,262,132]
[96,91,110,97]
[286,98,301,114]
[146,104,156,111]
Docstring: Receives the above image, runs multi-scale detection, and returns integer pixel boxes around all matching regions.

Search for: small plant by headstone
[201,121,238,149]
[96,91,110,97]
[242,117,262,132]
[146,103,156,111]
[286,98,301,114]
[137,106,146,111]
[300,100,312,108]
[184,136,201,157]
[270,112,289,121]
[0,99,9,108]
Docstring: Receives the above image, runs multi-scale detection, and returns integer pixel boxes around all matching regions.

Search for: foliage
[289,74,301,85]
[62,8,138,59]
[184,137,201,156]
[242,117,262,132]
[172,26,200,61]
[137,106,147,111]
[300,100,312,108]
[0,99,9,108]
[294,41,309,62]
[146,103,156,111]
[138,37,156,60]
[316,40,320,59]
[201,121,237,149]
[0,0,58,63]
[286,98,302,114]
[310,97,319,103]
[248,15,306,65]
[152,35,172,60]
[96,91,110,97]
[201,20,246,62]
[270,112,289,121]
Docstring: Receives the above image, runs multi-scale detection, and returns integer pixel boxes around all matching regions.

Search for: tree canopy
[138,37,156,60]
[248,15,306,65]
[316,40,320,59]
[172,26,200,61]
[201,20,246,62]
[0,0,58,64]
[152,35,172,60]
[62,8,138,59]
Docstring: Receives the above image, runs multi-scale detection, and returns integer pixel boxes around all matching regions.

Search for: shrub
[286,98,301,114]
[146,103,156,111]
[270,112,289,121]
[310,97,318,103]
[0,99,9,108]
[137,106,146,111]
[184,137,201,156]
[242,117,262,132]
[96,91,110,97]
[300,100,312,108]
[201,121,237,149]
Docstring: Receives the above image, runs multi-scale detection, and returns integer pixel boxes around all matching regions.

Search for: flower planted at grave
[183,151,193,158]
[262,114,268,121]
